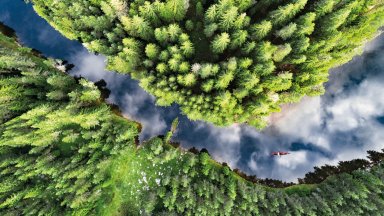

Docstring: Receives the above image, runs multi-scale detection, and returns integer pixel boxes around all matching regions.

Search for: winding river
[1,0,384,182]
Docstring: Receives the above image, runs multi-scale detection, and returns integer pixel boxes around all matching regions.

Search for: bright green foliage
[212,32,230,54]
[111,136,384,215]
[145,43,159,60]
[0,30,140,215]
[2,27,384,215]
[276,23,297,40]
[29,0,384,128]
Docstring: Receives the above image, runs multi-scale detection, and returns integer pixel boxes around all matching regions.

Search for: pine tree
[29,0,384,128]
[0,26,140,215]
[212,32,230,54]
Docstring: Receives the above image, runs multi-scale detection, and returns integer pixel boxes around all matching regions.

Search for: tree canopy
[29,0,384,127]
[1,25,384,215]
[0,26,140,214]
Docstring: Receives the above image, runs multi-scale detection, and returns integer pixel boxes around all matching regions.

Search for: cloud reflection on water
[66,35,384,182]
[1,1,383,182]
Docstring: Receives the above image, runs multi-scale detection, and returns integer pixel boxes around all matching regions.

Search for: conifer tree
[0,25,140,215]
[29,0,384,128]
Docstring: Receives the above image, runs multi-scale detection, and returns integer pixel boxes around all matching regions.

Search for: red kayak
[271,151,290,157]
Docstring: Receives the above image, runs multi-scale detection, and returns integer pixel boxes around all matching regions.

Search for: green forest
[1,24,384,215]
[28,0,384,127]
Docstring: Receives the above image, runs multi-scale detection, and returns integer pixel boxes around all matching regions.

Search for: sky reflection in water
[1,0,384,182]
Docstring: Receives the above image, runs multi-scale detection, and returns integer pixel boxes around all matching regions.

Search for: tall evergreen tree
[29,0,384,128]
[0,25,140,215]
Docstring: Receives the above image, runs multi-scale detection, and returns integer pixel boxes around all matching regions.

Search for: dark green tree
[29,0,384,128]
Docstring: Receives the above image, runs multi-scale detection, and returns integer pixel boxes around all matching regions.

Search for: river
[1,0,384,182]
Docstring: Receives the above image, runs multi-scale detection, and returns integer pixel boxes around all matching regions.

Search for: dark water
[1,0,384,182]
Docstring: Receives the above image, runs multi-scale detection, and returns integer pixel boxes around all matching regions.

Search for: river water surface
[1,0,384,182]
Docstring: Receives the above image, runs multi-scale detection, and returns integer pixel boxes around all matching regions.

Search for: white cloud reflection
[69,50,168,140]
[176,34,384,182]
[68,35,384,182]
[3,0,383,186]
